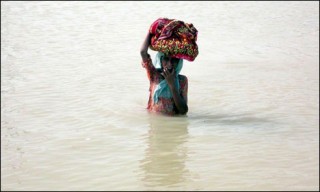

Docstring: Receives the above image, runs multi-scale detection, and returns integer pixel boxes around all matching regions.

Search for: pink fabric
[149,18,199,62]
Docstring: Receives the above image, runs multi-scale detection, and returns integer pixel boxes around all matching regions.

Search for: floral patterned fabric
[142,55,188,116]
[149,18,199,62]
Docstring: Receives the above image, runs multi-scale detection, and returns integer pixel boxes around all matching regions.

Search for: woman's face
[161,56,179,72]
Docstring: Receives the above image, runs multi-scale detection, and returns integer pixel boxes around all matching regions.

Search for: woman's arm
[140,32,152,61]
[169,84,188,115]
[162,68,188,115]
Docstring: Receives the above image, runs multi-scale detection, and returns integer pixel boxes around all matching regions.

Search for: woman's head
[160,55,180,72]
[154,52,183,74]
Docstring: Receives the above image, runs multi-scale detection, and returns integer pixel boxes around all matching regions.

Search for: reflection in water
[140,115,189,188]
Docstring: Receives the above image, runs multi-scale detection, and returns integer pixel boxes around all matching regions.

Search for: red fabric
[149,18,199,62]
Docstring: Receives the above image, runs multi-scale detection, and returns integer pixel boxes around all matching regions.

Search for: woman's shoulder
[178,74,188,92]
[178,74,188,82]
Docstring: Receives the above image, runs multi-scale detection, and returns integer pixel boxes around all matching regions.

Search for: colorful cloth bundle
[149,18,199,62]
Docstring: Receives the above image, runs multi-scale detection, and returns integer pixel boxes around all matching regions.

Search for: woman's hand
[161,68,176,87]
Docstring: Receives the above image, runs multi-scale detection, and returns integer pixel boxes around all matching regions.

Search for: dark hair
[161,56,180,64]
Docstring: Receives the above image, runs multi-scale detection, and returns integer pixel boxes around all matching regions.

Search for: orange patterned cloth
[149,18,199,62]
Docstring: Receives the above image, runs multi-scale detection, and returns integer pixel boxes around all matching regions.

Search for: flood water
[1,1,319,191]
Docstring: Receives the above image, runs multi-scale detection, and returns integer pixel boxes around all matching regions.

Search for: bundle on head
[149,18,199,62]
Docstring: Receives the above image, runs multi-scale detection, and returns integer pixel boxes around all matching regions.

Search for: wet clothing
[142,54,188,115]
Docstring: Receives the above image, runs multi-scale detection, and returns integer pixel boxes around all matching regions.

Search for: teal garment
[152,52,183,103]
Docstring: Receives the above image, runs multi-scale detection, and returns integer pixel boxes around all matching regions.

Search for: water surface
[1,1,319,190]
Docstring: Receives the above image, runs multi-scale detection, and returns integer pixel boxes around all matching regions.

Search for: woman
[140,32,188,116]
